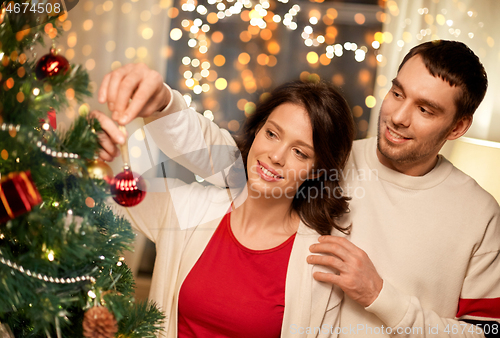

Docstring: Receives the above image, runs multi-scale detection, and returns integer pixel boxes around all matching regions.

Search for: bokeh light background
[38,0,500,145]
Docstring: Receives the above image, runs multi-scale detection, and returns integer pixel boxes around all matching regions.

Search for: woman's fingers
[91,110,126,145]
[98,64,170,125]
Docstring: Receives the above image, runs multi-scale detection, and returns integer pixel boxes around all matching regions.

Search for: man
[94,40,500,337]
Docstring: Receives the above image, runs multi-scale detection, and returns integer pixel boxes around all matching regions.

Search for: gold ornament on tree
[87,159,114,182]
[82,306,118,338]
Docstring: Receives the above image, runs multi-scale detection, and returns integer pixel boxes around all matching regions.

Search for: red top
[178,212,296,337]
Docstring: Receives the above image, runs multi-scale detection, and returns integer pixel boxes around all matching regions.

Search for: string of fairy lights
[1,0,490,136]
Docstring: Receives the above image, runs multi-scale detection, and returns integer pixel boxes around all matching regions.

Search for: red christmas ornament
[39,108,57,130]
[35,49,70,80]
[110,168,146,207]
[0,171,42,223]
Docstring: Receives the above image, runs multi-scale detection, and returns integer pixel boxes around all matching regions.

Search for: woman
[95,66,355,337]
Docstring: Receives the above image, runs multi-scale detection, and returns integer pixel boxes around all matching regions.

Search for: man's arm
[308,227,500,337]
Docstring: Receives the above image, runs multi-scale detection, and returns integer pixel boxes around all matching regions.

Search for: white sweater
[140,87,500,338]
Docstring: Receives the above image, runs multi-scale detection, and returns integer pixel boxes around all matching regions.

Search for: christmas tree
[0,1,164,337]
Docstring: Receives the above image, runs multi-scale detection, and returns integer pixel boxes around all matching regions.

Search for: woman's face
[246,103,317,199]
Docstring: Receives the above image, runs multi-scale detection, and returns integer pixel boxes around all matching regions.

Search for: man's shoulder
[444,157,500,210]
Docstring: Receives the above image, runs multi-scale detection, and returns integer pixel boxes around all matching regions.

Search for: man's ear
[447,116,473,141]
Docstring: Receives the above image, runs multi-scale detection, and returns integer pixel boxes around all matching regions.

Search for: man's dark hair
[398,40,487,122]
[230,80,355,236]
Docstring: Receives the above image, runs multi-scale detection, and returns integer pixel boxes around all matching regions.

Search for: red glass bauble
[110,169,146,207]
[35,50,70,80]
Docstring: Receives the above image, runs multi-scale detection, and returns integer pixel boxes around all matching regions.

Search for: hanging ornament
[39,108,57,130]
[0,171,42,224]
[110,126,146,207]
[82,306,118,338]
[35,48,70,80]
[87,159,114,182]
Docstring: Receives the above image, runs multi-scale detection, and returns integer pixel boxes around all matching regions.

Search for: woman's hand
[90,110,125,162]
[92,63,171,161]
[98,63,171,125]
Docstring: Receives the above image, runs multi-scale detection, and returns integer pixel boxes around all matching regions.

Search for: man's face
[377,55,463,173]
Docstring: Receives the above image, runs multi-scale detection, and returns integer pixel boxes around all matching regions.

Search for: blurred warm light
[229,80,241,94]
[267,55,277,67]
[377,75,387,87]
[12,64,25,78]
[84,1,93,11]
[215,78,228,90]
[111,61,122,70]
[327,8,338,19]
[65,48,75,60]
[358,69,372,86]
[168,7,179,18]
[125,47,136,59]
[365,95,376,108]
[67,33,77,47]
[300,71,310,82]
[122,3,132,13]
[332,74,344,87]
[319,54,330,66]
[207,12,219,24]
[267,41,280,54]
[142,28,154,40]
[83,19,93,31]
[63,20,72,31]
[85,59,95,71]
[212,31,224,43]
[237,99,248,110]
[260,29,272,40]
[16,92,24,103]
[214,55,225,67]
[240,31,251,42]
[106,41,116,52]
[66,88,75,100]
[436,14,445,25]
[238,53,251,65]
[352,106,363,118]
[141,10,152,21]
[137,47,148,58]
[383,32,393,43]
[306,51,319,64]
[170,28,183,41]
[244,102,256,116]
[257,54,269,66]
[354,13,366,25]
[228,120,240,131]
[103,1,113,11]
[207,70,218,81]
[358,120,368,132]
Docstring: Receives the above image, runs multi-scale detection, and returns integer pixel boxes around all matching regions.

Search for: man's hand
[98,63,171,125]
[308,235,383,307]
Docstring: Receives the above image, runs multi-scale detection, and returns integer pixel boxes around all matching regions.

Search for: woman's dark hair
[399,40,487,122]
[229,80,355,235]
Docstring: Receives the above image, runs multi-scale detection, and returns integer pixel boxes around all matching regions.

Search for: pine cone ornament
[83,306,118,338]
